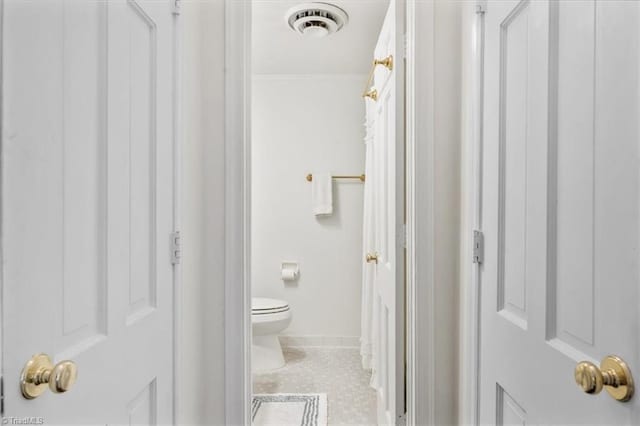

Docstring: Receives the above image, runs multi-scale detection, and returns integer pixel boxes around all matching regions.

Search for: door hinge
[171,231,181,265]
[473,230,484,264]
[404,224,408,248]
[172,0,181,15]
[397,412,407,426]
[399,224,408,249]
[403,33,409,60]
[1,375,5,416]
[476,0,487,14]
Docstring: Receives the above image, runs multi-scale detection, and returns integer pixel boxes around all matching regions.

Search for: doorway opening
[248,1,402,425]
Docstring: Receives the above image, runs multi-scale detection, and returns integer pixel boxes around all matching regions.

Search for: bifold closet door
[2,1,177,423]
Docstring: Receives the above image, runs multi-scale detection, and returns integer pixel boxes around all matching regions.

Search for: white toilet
[252,297,292,372]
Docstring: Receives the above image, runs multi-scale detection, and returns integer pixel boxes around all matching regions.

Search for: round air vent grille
[285,3,349,38]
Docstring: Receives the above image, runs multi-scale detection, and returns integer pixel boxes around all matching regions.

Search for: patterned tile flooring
[253,346,377,426]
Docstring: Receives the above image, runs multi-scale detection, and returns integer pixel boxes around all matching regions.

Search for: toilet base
[252,334,285,373]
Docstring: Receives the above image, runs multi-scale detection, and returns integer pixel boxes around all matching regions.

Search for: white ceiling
[252,0,389,75]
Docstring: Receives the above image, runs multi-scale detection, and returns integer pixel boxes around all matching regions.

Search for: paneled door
[368,1,405,424]
[2,0,177,424]
[480,0,640,424]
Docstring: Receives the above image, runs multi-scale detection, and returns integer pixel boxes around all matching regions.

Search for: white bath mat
[252,393,328,426]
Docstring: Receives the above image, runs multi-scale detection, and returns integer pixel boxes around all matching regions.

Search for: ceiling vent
[285,3,349,38]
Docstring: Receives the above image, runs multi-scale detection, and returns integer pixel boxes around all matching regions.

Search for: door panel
[2,0,176,424]
[497,0,530,331]
[480,0,640,424]
[551,1,597,353]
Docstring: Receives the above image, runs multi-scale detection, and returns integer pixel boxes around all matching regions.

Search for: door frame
[223,1,252,425]
[222,1,440,424]
[0,0,4,420]
[172,5,183,425]
[459,1,486,424]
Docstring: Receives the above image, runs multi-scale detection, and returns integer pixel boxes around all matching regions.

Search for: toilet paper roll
[281,269,297,281]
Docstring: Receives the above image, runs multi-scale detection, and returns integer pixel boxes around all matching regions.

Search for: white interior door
[370,1,405,424]
[479,0,640,424]
[2,0,177,424]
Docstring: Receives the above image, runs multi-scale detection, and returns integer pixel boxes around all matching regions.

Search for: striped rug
[252,393,327,426]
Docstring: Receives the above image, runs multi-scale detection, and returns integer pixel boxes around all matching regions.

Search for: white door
[479,0,640,424]
[369,1,405,424]
[2,0,177,424]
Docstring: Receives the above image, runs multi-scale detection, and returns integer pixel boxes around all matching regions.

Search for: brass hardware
[575,355,634,402]
[366,253,379,264]
[362,55,393,101]
[374,55,394,71]
[363,88,378,102]
[20,354,78,399]
[306,174,365,182]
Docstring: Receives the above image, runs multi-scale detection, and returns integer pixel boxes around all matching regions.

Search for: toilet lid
[252,297,289,314]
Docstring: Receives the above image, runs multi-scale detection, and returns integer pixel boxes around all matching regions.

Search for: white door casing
[480,0,640,424]
[2,0,177,424]
[370,1,405,424]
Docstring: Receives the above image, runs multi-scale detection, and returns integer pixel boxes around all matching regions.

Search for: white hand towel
[312,173,333,216]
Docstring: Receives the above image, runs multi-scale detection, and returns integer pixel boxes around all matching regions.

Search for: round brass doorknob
[575,361,604,394]
[574,355,634,402]
[20,354,78,399]
[49,360,78,393]
[366,253,379,264]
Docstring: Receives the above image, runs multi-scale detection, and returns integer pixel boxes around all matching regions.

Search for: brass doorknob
[20,353,78,399]
[366,253,379,264]
[575,355,634,402]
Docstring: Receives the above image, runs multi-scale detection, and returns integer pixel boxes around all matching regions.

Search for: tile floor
[252,346,377,426]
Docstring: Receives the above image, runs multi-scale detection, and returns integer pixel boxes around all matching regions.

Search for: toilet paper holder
[281,262,300,281]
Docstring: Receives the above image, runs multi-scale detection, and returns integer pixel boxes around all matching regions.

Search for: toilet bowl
[252,297,292,372]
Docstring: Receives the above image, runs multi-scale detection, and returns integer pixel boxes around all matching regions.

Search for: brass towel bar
[306,174,365,182]
[362,55,394,102]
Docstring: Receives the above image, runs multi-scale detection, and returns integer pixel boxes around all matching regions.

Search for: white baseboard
[278,335,360,348]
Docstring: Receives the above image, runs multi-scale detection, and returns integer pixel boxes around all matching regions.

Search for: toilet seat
[252,297,289,315]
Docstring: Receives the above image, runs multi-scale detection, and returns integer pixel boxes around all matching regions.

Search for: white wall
[410,0,462,425]
[251,75,366,341]
[431,2,462,424]
[180,1,225,424]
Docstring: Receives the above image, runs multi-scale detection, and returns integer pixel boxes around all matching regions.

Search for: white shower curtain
[360,100,378,385]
